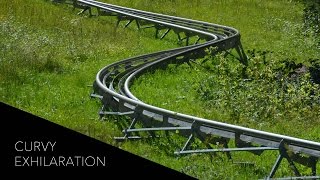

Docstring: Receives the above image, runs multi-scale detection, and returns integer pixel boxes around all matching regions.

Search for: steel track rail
[59,0,320,178]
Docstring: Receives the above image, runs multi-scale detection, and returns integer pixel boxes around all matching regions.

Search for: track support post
[267,140,302,179]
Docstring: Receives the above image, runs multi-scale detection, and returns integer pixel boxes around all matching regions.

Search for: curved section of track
[68,0,320,178]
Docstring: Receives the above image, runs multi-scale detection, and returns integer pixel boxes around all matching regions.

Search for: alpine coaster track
[56,0,320,179]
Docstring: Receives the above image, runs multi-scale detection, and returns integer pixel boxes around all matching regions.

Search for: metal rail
[57,0,320,178]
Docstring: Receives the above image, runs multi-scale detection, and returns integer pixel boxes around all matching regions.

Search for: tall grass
[0,0,176,141]
[0,0,319,179]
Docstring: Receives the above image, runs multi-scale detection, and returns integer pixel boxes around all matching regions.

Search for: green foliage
[196,50,320,131]
[302,0,320,35]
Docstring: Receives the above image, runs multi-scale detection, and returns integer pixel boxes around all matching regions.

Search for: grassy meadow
[1,0,319,179]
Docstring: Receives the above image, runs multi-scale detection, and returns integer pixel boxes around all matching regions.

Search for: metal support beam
[222,139,232,160]
[234,42,248,66]
[160,29,171,39]
[77,6,92,16]
[90,93,103,99]
[181,133,194,152]
[175,147,278,155]
[267,140,304,179]
[125,19,134,28]
[194,37,201,45]
[123,126,192,133]
[98,105,106,119]
[262,176,320,180]
[138,25,155,29]
[177,33,182,43]
[120,117,138,139]
[99,110,134,116]
[235,132,265,156]
[310,157,317,176]
[114,136,143,141]
[268,153,284,179]
[290,155,319,177]
[155,28,159,39]
[287,156,302,177]
[114,135,163,141]
[135,20,141,30]
[116,16,133,28]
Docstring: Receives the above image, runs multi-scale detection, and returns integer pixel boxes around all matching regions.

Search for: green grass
[104,0,319,60]
[0,0,319,179]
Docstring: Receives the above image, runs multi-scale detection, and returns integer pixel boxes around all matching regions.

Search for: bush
[196,49,320,125]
